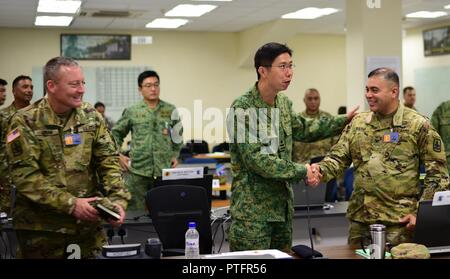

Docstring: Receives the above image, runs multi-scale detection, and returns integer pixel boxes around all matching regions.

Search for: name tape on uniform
[162,167,204,180]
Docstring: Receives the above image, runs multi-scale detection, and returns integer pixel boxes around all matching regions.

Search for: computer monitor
[154,174,213,211]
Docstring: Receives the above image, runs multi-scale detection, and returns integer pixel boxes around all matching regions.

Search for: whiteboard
[414,66,450,118]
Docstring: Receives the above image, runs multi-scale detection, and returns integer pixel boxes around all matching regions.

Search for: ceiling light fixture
[35,16,73,26]
[145,18,189,29]
[282,7,339,19]
[406,11,447,18]
[37,0,82,14]
[165,4,217,17]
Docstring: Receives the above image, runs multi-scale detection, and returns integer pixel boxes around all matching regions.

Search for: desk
[212,183,231,200]
[193,152,230,160]
[316,245,450,259]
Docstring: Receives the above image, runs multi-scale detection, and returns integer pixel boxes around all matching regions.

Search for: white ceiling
[0,0,450,33]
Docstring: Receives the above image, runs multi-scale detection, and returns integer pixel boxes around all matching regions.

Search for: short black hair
[403,86,415,95]
[254,42,292,80]
[0,78,7,86]
[12,75,32,89]
[94,101,105,109]
[138,70,159,87]
[367,67,399,87]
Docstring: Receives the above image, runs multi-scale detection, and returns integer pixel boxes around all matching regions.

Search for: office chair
[146,185,212,257]
[186,139,210,154]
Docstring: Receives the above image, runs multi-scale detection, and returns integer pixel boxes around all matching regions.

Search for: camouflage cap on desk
[390,243,430,259]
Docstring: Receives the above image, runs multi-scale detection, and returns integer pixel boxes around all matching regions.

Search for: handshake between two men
[305,164,322,187]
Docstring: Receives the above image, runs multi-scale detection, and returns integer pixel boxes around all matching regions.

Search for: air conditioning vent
[91,10,131,17]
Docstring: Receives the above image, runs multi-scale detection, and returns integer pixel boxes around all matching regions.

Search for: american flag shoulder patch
[6,128,21,143]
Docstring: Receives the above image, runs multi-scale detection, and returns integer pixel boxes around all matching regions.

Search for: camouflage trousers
[15,227,106,259]
[228,218,292,253]
[348,220,413,247]
[124,172,155,211]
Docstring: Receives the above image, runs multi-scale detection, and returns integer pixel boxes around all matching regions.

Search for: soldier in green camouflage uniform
[5,57,130,258]
[431,100,450,174]
[292,88,338,164]
[227,43,353,252]
[0,75,33,215]
[314,68,449,246]
[112,70,183,211]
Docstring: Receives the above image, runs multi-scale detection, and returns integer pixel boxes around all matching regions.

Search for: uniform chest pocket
[64,131,94,171]
[35,130,64,162]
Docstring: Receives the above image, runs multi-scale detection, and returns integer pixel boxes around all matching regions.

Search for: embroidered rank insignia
[433,138,442,152]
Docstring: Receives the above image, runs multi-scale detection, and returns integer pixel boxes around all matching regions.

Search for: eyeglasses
[65,81,85,89]
[141,83,160,89]
[264,64,295,71]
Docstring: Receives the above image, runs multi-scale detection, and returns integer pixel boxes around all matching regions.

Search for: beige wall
[0,27,347,145]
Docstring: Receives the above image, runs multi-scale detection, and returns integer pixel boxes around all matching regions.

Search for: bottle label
[186,239,199,247]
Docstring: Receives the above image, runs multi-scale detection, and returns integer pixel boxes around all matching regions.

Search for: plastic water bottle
[185,221,200,259]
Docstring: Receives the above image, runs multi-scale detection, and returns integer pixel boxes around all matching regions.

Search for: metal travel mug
[369,224,386,259]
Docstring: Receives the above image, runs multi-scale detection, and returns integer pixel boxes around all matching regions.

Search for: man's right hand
[72,197,100,222]
[119,153,130,172]
[306,164,322,187]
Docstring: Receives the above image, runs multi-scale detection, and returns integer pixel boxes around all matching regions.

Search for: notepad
[355,249,391,259]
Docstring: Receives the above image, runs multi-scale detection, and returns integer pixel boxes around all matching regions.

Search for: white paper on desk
[203,249,292,259]
[212,179,220,188]
[432,190,450,206]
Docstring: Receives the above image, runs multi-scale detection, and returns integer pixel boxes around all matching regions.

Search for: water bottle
[185,221,200,259]
[369,224,386,259]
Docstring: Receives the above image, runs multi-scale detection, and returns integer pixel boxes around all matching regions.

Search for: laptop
[413,200,450,254]
[292,180,327,210]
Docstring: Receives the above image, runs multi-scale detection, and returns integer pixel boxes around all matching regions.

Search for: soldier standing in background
[403,86,417,111]
[112,70,183,211]
[0,78,7,106]
[227,42,357,252]
[5,57,130,258]
[312,68,449,246]
[431,100,450,175]
[292,88,338,164]
[0,75,34,214]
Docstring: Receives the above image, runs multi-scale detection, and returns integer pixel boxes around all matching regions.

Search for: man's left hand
[346,105,359,123]
[399,214,416,231]
[171,157,178,168]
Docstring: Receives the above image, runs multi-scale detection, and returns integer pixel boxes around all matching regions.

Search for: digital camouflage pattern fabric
[318,104,449,243]
[0,103,18,213]
[227,84,347,250]
[390,243,430,259]
[431,100,450,174]
[112,100,182,178]
[292,110,338,164]
[6,98,130,235]
[111,99,182,210]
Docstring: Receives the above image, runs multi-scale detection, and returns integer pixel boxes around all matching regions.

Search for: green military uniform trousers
[348,220,413,247]
[125,172,155,211]
[15,227,106,259]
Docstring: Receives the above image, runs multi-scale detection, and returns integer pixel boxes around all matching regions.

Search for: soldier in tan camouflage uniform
[431,100,450,175]
[112,70,183,210]
[313,68,449,246]
[5,57,130,258]
[227,43,357,252]
[292,88,338,164]
[0,75,33,215]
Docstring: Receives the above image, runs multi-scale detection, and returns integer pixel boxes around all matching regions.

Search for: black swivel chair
[146,185,212,257]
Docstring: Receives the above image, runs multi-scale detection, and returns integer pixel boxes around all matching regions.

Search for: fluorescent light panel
[37,0,81,14]
[165,4,217,17]
[282,7,339,19]
[444,5,450,9]
[35,16,73,26]
[146,18,189,29]
[406,11,447,18]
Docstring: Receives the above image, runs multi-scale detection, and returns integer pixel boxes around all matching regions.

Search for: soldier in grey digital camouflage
[5,57,130,258]
[292,88,338,164]
[0,75,33,215]
[314,68,449,247]
[112,70,183,211]
[431,100,450,175]
[226,42,357,252]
